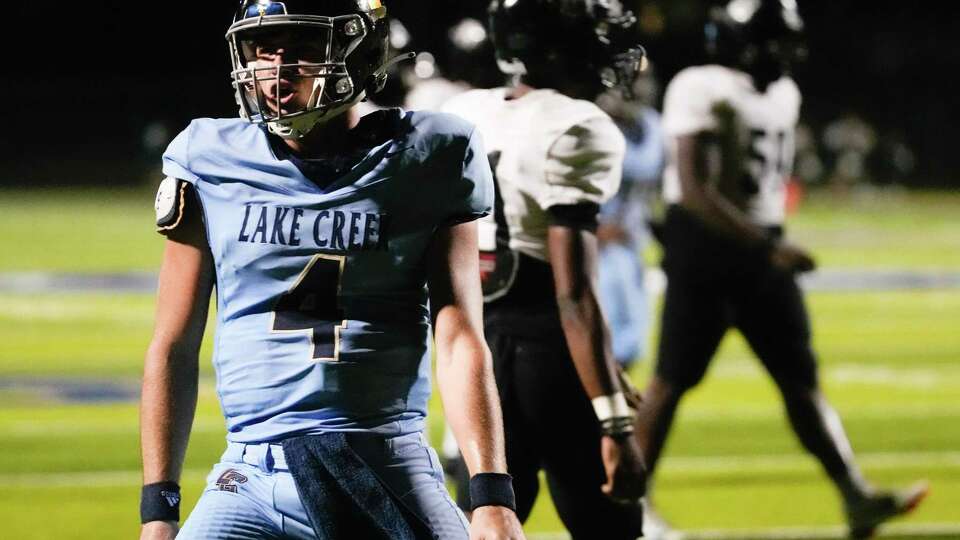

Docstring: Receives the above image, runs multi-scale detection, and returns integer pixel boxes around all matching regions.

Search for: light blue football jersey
[160,109,492,443]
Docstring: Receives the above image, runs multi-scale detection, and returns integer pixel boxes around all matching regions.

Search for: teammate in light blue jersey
[139,2,524,539]
[596,83,666,369]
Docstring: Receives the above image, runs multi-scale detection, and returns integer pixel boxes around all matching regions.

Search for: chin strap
[268,104,350,140]
[365,51,418,95]
[379,51,418,75]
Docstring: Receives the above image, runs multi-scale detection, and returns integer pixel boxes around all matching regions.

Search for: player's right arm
[140,185,214,540]
[547,223,647,502]
[674,133,814,272]
[664,69,814,273]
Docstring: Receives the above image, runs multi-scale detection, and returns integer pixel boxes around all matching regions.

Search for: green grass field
[0,188,958,539]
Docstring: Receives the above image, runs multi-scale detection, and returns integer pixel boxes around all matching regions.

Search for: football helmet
[706,0,806,90]
[443,18,502,89]
[225,0,392,139]
[488,0,647,98]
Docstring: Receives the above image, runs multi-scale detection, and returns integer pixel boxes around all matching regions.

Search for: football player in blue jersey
[139,2,524,539]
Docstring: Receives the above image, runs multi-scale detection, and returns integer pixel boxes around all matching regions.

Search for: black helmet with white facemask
[489,0,648,99]
[706,0,806,91]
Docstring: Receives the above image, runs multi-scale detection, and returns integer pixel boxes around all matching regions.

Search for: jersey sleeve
[161,121,201,184]
[439,127,494,226]
[157,122,205,237]
[662,69,716,137]
[540,115,624,210]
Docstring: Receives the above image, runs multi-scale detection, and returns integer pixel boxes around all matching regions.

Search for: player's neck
[283,107,362,158]
[509,79,597,102]
[506,83,535,100]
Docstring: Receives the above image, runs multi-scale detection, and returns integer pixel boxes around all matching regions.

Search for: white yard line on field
[679,402,960,421]
[659,450,960,474]
[709,361,960,389]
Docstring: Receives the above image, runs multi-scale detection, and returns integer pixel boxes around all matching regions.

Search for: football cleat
[845,481,930,539]
[642,499,686,540]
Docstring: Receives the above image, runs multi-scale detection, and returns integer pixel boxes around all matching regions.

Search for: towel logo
[216,469,249,493]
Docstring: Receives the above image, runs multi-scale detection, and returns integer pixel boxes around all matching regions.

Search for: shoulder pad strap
[155,177,189,231]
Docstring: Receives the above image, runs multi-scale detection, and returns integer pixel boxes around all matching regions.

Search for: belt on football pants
[223,441,289,472]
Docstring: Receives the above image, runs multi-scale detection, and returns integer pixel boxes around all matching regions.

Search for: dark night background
[5,0,959,187]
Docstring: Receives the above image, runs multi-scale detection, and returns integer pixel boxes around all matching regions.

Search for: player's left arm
[543,116,647,501]
[428,220,524,540]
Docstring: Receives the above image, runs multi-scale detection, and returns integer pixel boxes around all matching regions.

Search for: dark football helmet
[706,0,806,90]
[488,0,647,98]
[443,18,502,89]
[225,0,392,139]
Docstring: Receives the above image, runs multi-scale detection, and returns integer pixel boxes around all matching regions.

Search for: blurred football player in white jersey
[444,1,648,538]
[139,2,524,539]
[633,1,927,538]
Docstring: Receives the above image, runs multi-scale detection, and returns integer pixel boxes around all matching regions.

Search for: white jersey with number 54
[661,64,801,226]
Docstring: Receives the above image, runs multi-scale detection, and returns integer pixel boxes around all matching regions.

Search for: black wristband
[469,473,516,512]
[140,482,181,524]
[600,416,636,439]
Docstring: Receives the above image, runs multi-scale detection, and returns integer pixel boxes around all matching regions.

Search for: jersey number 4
[271,254,347,362]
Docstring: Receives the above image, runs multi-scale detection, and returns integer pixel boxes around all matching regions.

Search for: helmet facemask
[594,10,648,99]
[226,7,382,140]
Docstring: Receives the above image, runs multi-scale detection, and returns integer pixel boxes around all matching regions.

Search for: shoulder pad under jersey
[155,176,189,231]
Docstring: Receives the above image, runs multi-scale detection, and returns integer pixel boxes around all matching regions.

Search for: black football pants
[457,330,644,540]
[655,206,818,391]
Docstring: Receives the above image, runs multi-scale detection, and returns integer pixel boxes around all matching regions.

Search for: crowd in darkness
[4,0,958,186]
